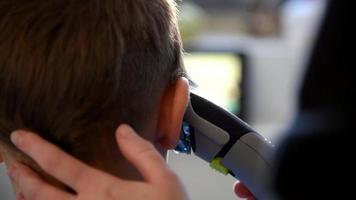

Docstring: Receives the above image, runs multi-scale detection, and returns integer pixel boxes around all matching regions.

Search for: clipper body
[177,93,274,199]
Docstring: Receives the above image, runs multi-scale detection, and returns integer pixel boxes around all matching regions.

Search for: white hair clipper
[175,93,274,199]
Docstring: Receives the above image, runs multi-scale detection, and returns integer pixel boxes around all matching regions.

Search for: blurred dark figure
[274,0,354,199]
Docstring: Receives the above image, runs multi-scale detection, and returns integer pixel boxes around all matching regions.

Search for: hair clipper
[175,93,274,199]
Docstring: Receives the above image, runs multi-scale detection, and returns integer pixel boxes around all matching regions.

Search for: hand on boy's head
[7,124,188,200]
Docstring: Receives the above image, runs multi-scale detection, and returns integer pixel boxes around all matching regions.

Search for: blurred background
[0,0,327,199]
[169,0,326,199]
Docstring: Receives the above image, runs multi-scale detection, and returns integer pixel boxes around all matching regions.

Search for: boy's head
[0,0,188,188]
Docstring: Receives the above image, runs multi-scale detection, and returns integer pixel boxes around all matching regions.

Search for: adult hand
[7,124,188,200]
[234,182,255,200]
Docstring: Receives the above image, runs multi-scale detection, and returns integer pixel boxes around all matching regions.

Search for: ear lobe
[0,147,3,163]
[157,77,189,149]
[0,144,8,164]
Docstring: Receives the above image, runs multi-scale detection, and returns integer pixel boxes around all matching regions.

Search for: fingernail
[118,125,136,139]
[11,131,24,148]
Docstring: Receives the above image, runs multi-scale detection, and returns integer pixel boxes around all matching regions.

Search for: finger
[234,182,255,199]
[8,162,75,200]
[115,124,171,183]
[10,130,99,191]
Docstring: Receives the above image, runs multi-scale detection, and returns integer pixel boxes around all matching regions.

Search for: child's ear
[157,77,189,149]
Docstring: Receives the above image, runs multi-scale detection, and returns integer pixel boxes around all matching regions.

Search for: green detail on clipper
[210,157,229,175]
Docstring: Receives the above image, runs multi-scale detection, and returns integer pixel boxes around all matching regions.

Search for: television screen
[184,52,244,116]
